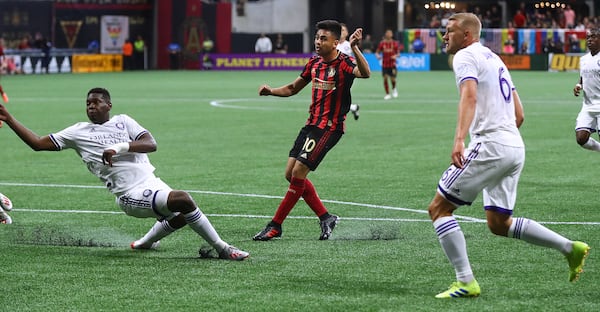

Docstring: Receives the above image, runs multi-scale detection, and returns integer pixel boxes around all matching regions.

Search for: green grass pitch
[0,69,598,311]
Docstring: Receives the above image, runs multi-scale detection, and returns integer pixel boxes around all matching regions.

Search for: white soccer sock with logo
[508,217,571,254]
[583,138,600,151]
[433,216,474,283]
[184,208,228,252]
[135,219,176,246]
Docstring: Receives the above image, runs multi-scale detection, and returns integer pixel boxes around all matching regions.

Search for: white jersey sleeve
[452,42,523,147]
[50,114,156,196]
[337,41,354,57]
[579,52,600,111]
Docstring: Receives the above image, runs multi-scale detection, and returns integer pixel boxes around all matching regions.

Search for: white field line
[1,181,598,225]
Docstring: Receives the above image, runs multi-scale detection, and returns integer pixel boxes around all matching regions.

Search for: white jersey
[49,114,156,196]
[452,42,524,147]
[337,40,353,57]
[579,52,600,112]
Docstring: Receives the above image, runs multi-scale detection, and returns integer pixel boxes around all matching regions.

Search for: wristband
[108,142,129,154]
[576,83,582,89]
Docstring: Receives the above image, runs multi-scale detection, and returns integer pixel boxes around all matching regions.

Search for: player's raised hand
[0,103,11,125]
[349,28,363,47]
[259,84,272,96]
[574,83,582,97]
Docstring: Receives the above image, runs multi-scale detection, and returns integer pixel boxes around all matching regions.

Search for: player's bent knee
[167,190,197,214]
[428,195,454,221]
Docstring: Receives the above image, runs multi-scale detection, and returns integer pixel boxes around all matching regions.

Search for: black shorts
[382,67,397,77]
[289,125,343,171]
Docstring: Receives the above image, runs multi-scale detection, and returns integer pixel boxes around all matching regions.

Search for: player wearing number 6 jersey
[428,13,589,299]
[254,20,370,241]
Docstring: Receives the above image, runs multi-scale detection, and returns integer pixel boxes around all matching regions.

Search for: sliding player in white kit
[427,13,589,298]
[0,87,249,260]
[573,28,600,151]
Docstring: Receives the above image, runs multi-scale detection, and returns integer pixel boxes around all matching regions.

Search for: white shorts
[437,141,524,214]
[575,108,600,133]
[116,177,174,219]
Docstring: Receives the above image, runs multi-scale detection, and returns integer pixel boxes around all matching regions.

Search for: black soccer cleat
[253,223,282,241]
[319,214,338,240]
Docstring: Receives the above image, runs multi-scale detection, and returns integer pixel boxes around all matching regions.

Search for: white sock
[135,220,176,246]
[508,217,571,254]
[582,138,600,151]
[184,208,228,252]
[433,216,474,283]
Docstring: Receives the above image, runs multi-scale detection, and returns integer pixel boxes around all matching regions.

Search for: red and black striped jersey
[376,39,399,68]
[300,52,356,132]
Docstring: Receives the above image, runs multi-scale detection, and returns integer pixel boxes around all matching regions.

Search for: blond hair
[448,13,481,40]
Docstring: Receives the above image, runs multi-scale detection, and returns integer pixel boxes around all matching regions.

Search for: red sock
[272,177,305,224]
[384,81,389,94]
[302,179,327,217]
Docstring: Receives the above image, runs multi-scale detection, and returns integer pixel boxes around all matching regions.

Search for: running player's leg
[485,144,589,282]
[575,110,600,151]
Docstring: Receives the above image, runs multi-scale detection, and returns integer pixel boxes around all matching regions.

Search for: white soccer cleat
[0,192,13,211]
[130,240,161,250]
[350,104,360,120]
[0,208,12,224]
[219,245,250,261]
[384,94,392,100]
[392,88,398,98]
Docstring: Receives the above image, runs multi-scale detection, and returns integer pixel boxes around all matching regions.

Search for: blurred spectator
[429,15,441,28]
[167,42,181,70]
[236,0,246,16]
[134,35,145,70]
[17,35,31,50]
[411,37,425,53]
[203,36,214,53]
[507,21,515,30]
[568,34,581,53]
[519,42,529,54]
[255,33,272,53]
[482,10,492,28]
[361,34,374,53]
[513,9,527,28]
[563,5,576,29]
[202,36,214,70]
[543,38,563,54]
[88,40,99,53]
[503,34,515,54]
[34,34,52,73]
[490,6,501,28]
[274,34,288,54]
[0,37,19,75]
[574,18,586,30]
[122,39,133,70]
[33,32,44,49]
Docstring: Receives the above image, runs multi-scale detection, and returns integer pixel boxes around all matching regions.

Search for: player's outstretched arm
[259,77,308,97]
[0,103,57,151]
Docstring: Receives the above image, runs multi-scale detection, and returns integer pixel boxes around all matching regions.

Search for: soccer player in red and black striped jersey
[254,20,370,241]
[375,29,400,100]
